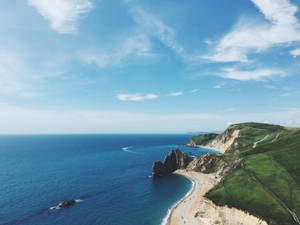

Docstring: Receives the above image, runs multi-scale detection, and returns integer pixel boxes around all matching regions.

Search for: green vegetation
[190,133,218,145]
[227,122,285,153]
[196,123,300,225]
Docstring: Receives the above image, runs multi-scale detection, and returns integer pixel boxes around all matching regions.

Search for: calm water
[0,135,218,225]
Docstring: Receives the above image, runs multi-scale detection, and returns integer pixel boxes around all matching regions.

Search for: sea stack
[152,149,192,177]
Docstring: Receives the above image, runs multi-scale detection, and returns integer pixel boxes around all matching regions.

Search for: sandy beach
[167,170,267,225]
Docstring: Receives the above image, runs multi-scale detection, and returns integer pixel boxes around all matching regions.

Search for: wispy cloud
[169,91,183,97]
[221,67,285,81]
[203,0,300,62]
[290,48,300,57]
[0,51,32,95]
[117,93,158,101]
[128,6,184,55]
[27,0,93,34]
[77,35,154,67]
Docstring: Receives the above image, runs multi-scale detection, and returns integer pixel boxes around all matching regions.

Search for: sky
[1,0,300,133]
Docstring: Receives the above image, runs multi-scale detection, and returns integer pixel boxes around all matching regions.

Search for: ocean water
[0,135,218,225]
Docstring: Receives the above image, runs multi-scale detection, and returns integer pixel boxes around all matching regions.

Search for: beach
[167,170,267,225]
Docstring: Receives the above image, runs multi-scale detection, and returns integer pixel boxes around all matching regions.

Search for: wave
[161,178,195,225]
[121,146,142,154]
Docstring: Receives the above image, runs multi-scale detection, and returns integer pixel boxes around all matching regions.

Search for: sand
[167,170,267,225]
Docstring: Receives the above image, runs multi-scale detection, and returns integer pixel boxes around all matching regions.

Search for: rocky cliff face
[207,128,240,153]
[188,125,240,153]
[186,153,242,178]
[152,149,192,177]
[186,153,221,173]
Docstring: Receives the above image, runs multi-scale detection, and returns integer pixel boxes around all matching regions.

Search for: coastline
[184,143,221,153]
[166,170,268,225]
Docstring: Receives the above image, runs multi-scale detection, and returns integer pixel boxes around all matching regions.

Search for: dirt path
[253,135,269,148]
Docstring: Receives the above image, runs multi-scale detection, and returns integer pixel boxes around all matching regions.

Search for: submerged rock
[152,149,192,177]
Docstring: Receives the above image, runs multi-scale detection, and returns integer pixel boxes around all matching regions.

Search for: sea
[0,134,219,225]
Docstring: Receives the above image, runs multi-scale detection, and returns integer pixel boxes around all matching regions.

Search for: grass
[206,168,292,224]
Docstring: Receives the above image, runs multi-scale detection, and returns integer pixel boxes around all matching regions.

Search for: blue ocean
[0,135,218,225]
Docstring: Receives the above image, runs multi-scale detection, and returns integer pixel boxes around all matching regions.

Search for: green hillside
[194,123,300,225]
[190,133,218,145]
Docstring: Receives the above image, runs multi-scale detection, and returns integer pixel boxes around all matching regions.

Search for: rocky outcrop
[186,152,242,178]
[50,200,76,210]
[186,153,222,173]
[152,149,192,177]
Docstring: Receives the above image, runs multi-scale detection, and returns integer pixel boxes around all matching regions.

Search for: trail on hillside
[271,132,281,143]
[252,135,269,148]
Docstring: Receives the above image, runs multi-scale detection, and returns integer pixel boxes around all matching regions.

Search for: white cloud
[28,0,93,34]
[117,93,158,101]
[251,0,297,25]
[169,91,183,97]
[290,48,300,57]
[77,35,153,67]
[221,67,285,81]
[129,6,184,55]
[204,0,300,62]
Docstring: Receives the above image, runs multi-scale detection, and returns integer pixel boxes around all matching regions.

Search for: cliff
[187,125,241,153]
[152,149,192,177]
[187,122,285,153]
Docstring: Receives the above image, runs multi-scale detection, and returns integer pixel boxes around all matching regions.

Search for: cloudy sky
[1,0,300,133]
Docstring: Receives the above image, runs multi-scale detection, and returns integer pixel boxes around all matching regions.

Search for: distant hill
[190,122,300,225]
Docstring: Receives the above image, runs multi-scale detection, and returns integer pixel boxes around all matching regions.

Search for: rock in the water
[152,149,192,177]
[59,200,76,208]
[51,200,76,210]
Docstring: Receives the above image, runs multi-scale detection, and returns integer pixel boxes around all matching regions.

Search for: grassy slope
[202,123,300,225]
[190,133,218,145]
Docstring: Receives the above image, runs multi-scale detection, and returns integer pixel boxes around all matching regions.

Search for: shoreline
[183,143,221,153]
[162,173,196,225]
[166,170,268,225]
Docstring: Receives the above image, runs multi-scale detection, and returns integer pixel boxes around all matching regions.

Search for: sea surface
[0,135,219,225]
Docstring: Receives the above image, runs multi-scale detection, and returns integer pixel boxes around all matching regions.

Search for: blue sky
[1,0,300,133]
